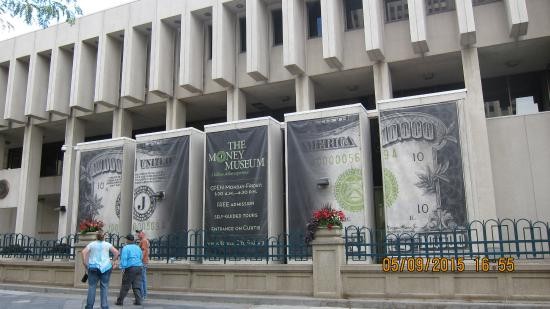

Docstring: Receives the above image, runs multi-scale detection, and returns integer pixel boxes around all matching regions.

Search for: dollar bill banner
[286,114,364,237]
[132,136,189,239]
[78,147,123,234]
[204,126,268,254]
[380,101,467,254]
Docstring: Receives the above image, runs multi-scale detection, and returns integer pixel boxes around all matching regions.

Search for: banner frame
[72,137,136,236]
[134,128,205,237]
[203,117,284,262]
[377,89,475,234]
[284,104,376,262]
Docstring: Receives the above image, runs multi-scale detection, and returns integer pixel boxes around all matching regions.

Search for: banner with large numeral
[78,147,123,234]
[132,136,189,238]
[380,101,467,237]
[286,114,364,236]
[204,126,268,247]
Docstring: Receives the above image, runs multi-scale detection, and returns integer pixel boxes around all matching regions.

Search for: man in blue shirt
[115,234,143,306]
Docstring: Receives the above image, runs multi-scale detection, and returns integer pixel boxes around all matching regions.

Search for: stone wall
[341,263,550,301]
[2,260,550,301]
[0,260,74,286]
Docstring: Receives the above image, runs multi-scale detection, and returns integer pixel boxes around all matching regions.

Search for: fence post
[311,227,345,298]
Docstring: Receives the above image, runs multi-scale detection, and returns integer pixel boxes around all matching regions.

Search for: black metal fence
[147,231,311,264]
[345,219,550,262]
[2,219,549,264]
[0,233,77,261]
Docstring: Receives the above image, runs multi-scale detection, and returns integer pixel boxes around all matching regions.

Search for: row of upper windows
[386,0,501,23]
[209,0,502,56]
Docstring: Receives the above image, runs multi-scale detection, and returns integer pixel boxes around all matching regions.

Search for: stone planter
[78,231,98,244]
[313,226,343,238]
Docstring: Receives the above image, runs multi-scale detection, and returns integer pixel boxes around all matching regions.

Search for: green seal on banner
[335,168,364,212]
[383,168,398,208]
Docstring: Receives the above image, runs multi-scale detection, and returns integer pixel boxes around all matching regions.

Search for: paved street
[0,289,351,309]
[1,286,550,309]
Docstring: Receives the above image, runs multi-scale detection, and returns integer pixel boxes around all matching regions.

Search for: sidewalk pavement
[1,283,549,309]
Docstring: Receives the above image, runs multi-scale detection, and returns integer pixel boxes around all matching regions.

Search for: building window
[7,147,22,169]
[427,0,455,15]
[385,0,408,23]
[272,9,283,46]
[482,71,550,118]
[239,17,246,52]
[307,1,322,38]
[472,0,500,6]
[345,0,364,30]
[207,25,213,60]
[40,142,64,177]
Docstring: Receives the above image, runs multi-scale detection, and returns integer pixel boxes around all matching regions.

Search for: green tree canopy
[1,0,82,30]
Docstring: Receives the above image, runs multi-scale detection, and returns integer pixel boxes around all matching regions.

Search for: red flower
[79,219,104,234]
[310,205,346,229]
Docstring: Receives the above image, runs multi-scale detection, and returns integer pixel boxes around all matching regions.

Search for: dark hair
[96,231,105,241]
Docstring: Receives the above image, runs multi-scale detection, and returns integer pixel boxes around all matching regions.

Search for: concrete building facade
[0,0,548,239]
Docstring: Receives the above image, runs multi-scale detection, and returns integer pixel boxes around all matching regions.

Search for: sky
[0,0,136,41]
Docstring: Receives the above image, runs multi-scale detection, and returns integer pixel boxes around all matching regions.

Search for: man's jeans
[141,265,147,299]
[116,266,143,305]
[86,268,112,309]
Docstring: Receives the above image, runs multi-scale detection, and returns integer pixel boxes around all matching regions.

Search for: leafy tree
[0,0,82,30]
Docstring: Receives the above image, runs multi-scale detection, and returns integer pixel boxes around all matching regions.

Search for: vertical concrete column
[503,0,528,38]
[212,0,236,88]
[461,47,497,220]
[25,53,50,120]
[363,0,385,61]
[70,41,98,112]
[58,116,85,238]
[227,87,246,121]
[47,47,74,116]
[455,0,476,46]
[320,0,344,68]
[246,0,269,81]
[14,124,43,236]
[112,107,133,138]
[0,65,10,128]
[407,0,429,54]
[150,18,175,98]
[282,0,306,74]
[373,61,393,102]
[121,27,148,104]
[311,228,345,298]
[179,11,204,93]
[295,74,315,112]
[95,34,123,108]
[166,97,187,130]
[5,59,29,124]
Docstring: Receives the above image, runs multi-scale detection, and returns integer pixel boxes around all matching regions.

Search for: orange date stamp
[381,257,516,272]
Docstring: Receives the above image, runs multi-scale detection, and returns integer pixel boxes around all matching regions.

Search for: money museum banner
[204,126,268,248]
[132,136,190,238]
[380,101,467,252]
[286,114,365,236]
[78,147,124,234]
